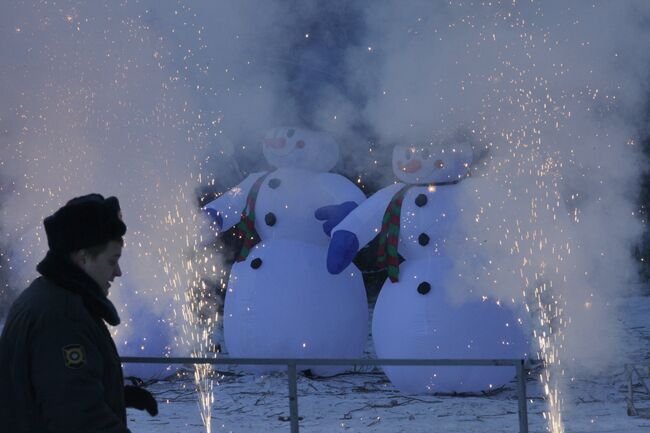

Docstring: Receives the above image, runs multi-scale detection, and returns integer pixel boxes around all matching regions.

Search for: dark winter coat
[0,252,130,433]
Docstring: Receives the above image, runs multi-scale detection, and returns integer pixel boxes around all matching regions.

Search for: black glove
[124,384,158,416]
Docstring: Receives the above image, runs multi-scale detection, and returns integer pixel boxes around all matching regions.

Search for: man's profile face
[78,240,123,295]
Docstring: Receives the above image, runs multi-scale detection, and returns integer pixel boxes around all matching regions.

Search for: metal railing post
[287,362,300,433]
[627,365,633,415]
[516,359,529,433]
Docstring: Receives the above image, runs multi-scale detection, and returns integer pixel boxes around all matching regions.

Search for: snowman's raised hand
[327,230,359,274]
[202,207,223,232]
[314,201,358,236]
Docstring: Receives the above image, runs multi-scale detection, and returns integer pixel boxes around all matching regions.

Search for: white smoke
[1,1,649,421]
[347,0,650,369]
[0,0,291,370]
[335,7,650,431]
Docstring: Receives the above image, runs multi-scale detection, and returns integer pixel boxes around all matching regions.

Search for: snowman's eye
[421,148,430,159]
[434,159,445,169]
[287,128,295,138]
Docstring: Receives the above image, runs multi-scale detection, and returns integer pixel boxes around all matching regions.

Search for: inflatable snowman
[327,142,529,393]
[205,127,368,375]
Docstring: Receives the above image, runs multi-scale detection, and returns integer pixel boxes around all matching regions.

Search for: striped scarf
[376,179,463,282]
[235,173,270,262]
[376,185,411,282]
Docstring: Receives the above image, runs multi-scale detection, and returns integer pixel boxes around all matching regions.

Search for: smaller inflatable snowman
[204,127,368,375]
[327,141,529,393]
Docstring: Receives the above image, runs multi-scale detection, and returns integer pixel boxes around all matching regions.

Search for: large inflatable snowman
[327,141,529,393]
[205,127,368,375]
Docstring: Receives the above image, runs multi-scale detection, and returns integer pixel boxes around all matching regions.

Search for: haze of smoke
[2,0,648,393]
[349,1,650,372]
[0,0,288,364]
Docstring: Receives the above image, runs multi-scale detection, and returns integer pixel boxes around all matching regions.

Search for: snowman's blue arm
[326,230,359,274]
[330,182,404,250]
[314,201,359,237]
[202,207,223,231]
[203,171,268,233]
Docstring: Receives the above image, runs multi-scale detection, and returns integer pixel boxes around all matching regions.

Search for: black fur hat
[43,193,127,254]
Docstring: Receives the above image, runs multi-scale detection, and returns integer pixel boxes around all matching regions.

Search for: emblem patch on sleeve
[62,344,86,369]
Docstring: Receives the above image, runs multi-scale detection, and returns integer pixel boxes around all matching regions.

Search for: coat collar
[36,251,121,326]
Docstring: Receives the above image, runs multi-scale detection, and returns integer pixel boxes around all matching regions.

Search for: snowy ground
[126,294,650,433]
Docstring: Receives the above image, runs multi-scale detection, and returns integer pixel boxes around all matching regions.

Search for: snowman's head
[392,141,472,184]
[262,127,339,172]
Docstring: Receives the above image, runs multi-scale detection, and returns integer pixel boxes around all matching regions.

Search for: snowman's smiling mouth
[399,159,423,173]
[265,137,286,149]
[265,138,294,157]
[398,157,449,179]
[264,138,304,157]
[397,159,440,181]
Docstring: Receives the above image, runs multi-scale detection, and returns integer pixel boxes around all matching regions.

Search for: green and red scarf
[376,179,463,282]
[376,185,412,282]
[235,173,270,262]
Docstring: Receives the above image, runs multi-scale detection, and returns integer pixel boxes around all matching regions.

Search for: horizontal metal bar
[121,355,530,433]
[120,356,524,367]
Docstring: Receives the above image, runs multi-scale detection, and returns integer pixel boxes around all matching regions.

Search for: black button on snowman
[268,178,281,189]
[264,212,276,227]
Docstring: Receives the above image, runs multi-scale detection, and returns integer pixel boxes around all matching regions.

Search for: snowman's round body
[332,142,529,393]
[210,127,368,373]
[224,240,368,375]
[372,258,528,393]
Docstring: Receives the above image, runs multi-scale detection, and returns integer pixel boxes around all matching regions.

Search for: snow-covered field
[126,294,650,433]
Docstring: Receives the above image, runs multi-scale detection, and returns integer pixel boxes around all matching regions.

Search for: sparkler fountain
[157,184,222,433]
[0,2,227,431]
[354,1,650,432]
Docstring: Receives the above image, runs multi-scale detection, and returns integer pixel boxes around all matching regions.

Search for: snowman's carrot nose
[400,159,422,173]
[265,137,287,149]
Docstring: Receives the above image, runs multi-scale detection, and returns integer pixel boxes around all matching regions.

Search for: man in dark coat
[0,194,158,433]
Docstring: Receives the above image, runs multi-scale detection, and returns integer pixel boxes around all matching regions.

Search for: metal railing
[121,356,529,433]
[626,364,650,417]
